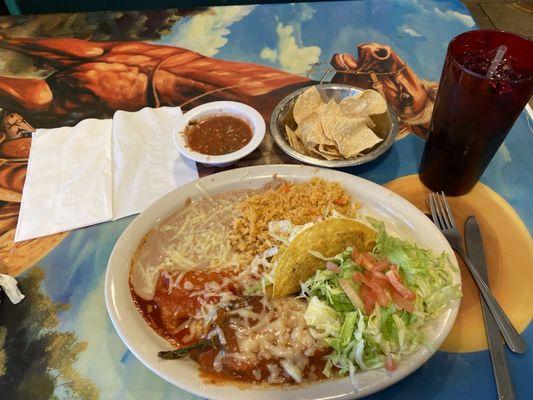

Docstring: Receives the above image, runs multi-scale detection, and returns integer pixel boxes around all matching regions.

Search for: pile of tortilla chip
[286,86,387,160]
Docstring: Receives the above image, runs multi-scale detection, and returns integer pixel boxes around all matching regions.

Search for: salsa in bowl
[174,101,266,167]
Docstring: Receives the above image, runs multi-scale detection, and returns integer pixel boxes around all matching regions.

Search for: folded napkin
[112,107,198,219]
[15,107,198,242]
[16,119,113,242]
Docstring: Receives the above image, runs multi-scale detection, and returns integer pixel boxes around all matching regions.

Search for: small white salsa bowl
[173,101,266,167]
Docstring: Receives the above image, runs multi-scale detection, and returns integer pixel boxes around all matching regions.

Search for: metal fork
[429,192,526,354]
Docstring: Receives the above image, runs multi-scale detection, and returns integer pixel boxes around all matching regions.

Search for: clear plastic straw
[486,45,508,78]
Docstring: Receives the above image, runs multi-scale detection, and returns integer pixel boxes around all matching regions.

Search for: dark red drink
[420,30,533,195]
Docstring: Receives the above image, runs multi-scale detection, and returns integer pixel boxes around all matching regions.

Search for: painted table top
[0,1,531,399]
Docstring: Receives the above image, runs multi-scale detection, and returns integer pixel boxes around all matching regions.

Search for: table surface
[0,1,531,399]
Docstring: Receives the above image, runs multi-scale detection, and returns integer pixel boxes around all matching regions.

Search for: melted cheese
[228,298,326,383]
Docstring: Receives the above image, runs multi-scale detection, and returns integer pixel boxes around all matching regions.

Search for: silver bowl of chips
[270,83,399,167]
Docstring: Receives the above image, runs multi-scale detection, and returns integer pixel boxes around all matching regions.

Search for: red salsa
[185,115,253,156]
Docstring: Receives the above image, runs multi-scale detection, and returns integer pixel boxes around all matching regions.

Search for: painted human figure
[0,36,436,137]
[0,35,310,128]
[331,43,438,138]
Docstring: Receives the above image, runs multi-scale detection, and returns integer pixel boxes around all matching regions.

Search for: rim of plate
[105,165,461,400]
[172,101,266,165]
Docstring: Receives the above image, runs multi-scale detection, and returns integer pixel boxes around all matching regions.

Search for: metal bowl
[270,83,399,168]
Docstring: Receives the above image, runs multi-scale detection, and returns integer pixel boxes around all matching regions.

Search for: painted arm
[0,76,52,112]
[0,35,110,67]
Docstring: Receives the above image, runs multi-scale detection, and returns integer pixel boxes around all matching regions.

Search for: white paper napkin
[112,107,198,219]
[16,119,113,242]
[15,107,198,242]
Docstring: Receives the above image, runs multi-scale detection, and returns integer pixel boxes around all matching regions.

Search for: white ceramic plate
[105,165,461,400]
[173,101,266,167]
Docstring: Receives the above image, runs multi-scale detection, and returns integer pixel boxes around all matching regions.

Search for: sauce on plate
[131,272,331,385]
[184,115,253,155]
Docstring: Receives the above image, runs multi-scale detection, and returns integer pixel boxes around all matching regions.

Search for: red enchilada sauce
[131,270,239,346]
[185,115,253,155]
[131,270,331,385]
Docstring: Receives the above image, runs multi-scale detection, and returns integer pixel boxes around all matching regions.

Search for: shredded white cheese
[227,297,326,383]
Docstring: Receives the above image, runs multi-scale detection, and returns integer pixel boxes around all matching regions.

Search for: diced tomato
[361,253,377,270]
[368,269,387,281]
[353,271,388,307]
[354,260,416,314]
[386,267,416,300]
[385,354,397,371]
[391,289,414,313]
[280,183,290,193]
[351,250,364,265]
[371,284,389,307]
[373,258,390,272]
[353,271,363,282]
[368,270,390,287]
[360,284,376,315]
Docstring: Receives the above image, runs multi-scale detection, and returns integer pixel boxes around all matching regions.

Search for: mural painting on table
[0,36,437,275]
[0,3,481,399]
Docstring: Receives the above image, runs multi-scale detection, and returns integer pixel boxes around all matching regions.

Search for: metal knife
[465,215,515,400]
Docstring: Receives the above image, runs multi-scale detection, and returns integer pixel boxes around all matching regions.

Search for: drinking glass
[419,30,533,195]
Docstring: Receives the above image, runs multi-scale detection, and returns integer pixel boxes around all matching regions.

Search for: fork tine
[436,192,453,229]
[428,193,436,225]
[434,192,450,229]
[440,191,457,229]
[428,193,443,229]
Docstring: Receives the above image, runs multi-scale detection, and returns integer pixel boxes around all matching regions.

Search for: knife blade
[465,215,515,400]
[465,216,489,282]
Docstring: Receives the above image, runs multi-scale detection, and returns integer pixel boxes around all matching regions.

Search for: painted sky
[21,1,532,399]
[160,0,475,80]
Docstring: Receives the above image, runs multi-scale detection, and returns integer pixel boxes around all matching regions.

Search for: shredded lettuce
[304,296,341,337]
[303,219,461,378]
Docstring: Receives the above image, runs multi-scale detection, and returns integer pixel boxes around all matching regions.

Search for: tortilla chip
[272,219,376,298]
[339,93,366,117]
[311,144,342,160]
[363,116,376,129]
[285,126,307,154]
[331,117,383,158]
[293,86,323,124]
[318,100,342,140]
[338,94,376,129]
[309,147,342,160]
[297,111,335,148]
[360,90,388,115]
[318,144,342,157]
[340,89,387,117]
